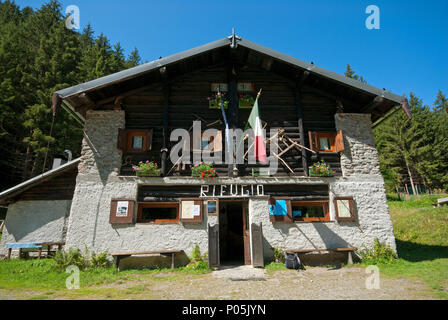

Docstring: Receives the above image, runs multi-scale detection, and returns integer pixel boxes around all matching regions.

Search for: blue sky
[15,0,448,107]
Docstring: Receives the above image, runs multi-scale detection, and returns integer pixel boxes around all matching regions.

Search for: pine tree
[344,64,367,83]
[434,90,448,113]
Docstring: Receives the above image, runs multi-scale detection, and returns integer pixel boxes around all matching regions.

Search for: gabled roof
[53,34,409,123]
[0,158,80,206]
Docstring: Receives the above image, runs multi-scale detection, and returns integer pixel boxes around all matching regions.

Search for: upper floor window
[308,130,345,153]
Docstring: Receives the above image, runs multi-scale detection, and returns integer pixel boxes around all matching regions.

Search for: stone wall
[0,200,71,256]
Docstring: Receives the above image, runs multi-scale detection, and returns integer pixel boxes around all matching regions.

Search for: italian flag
[247,97,267,163]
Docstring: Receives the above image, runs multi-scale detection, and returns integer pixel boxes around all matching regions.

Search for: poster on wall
[181,201,195,219]
[192,205,201,216]
[110,199,135,224]
[116,201,129,217]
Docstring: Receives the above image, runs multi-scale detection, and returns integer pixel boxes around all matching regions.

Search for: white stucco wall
[0,200,71,256]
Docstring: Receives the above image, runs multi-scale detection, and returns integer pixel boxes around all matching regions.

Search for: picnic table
[433,197,448,208]
[6,241,65,259]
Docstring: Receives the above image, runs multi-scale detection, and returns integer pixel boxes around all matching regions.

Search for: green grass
[356,194,448,299]
[0,258,211,292]
[265,261,287,271]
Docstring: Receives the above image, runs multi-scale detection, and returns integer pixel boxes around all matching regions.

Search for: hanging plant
[238,94,255,109]
[133,161,161,177]
[309,160,335,177]
[191,162,217,180]
[208,92,228,109]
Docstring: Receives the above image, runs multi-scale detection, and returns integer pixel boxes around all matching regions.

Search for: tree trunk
[405,161,418,196]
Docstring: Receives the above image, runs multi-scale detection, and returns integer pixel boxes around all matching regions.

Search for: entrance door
[242,202,251,265]
[218,201,249,265]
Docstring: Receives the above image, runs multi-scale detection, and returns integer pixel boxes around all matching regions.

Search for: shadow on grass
[396,239,448,262]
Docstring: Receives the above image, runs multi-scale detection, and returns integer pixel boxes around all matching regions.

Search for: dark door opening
[219,201,249,265]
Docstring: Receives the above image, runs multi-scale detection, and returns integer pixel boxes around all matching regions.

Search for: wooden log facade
[111,62,342,177]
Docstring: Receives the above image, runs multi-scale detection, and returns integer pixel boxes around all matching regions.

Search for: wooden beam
[78,92,96,108]
[361,95,384,113]
[296,70,310,88]
[301,84,358,109]
[161,70,170,176]
[295,86,309,176]
[227,61,238,176]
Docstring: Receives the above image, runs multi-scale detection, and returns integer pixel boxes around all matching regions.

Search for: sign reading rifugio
[200,184,264,198]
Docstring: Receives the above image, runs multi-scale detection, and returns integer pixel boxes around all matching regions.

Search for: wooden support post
[38,247,42,259]
[161,82,170,176]
[295,85,309,176]
[18,248,22,259]
[227,62,238,176]
[7,248,11,260]
[347,251,353,265]
[171,253,175,269]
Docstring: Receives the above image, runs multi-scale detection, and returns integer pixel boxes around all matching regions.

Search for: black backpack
[285,253,302,270]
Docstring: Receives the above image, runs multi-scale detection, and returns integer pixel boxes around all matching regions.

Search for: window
[334,196,356,222]
[237,82,254,92]
[291,201,330,222]
[191,130,222,153]
[117,129,153,152]
[137,202,179,223]
[210,83,228,92]
[308,130,345,153]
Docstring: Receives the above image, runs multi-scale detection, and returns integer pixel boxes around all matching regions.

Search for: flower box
[191,162,217,180]
[309,160,335,177]
[238,95,255,109]
[133,161,161,177]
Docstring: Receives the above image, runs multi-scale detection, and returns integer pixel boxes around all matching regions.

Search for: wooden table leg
[18,248,22,259]
[171,253,175,269]
[38,247,42,259]
[347,251,353,265]
[7,248,11,260]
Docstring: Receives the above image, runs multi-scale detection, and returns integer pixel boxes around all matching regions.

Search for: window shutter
[308,131,318,152]
[269,198,293,223]
[145,129,153,151]
[213,130,223,153]
[335,130,345,152]
[117,128,128,151]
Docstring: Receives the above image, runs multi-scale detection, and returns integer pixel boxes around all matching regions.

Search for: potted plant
[191,162,217,180]
[309,160,335,177]
[208,92,228,109]
[133,161,161,177]
[238,94,255,108]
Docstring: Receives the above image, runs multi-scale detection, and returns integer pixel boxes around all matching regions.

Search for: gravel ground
[0,266,438,300]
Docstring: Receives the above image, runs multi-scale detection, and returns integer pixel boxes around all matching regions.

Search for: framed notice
[110,199,135,224]
[206,199,219,216]
[334,196,356,222]
[180,198,203,224]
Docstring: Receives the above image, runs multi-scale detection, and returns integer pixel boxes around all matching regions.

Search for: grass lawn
[355,194,448,299]
[0,194,446,299]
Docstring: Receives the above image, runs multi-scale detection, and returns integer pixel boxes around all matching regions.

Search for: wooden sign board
[110,199,135,224]
[334,196,356,222]
[206,199,219,216]
[180,198,203,224]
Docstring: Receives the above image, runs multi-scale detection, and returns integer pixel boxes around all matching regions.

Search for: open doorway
[218,200,250,265]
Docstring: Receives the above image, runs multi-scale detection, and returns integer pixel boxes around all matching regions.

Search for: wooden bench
[285,248,357,265]
[110,250,184,270]
[6,241,65,259]
[433,197,448,208]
